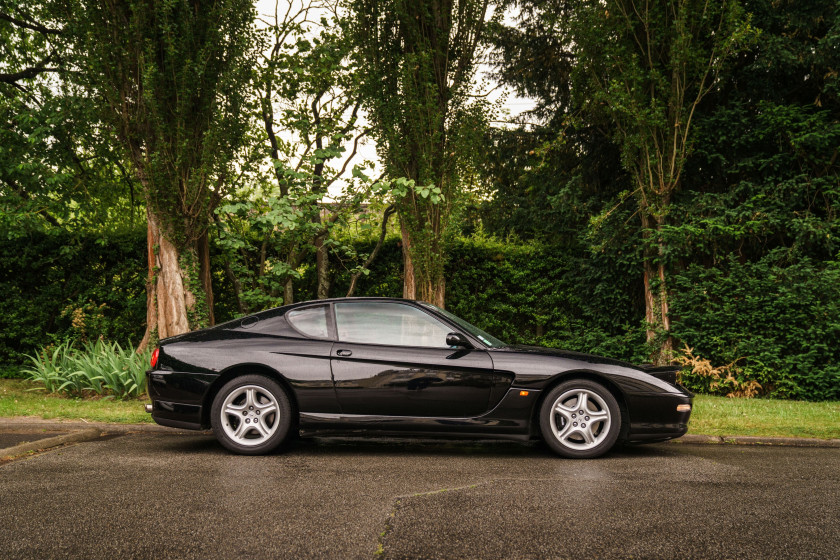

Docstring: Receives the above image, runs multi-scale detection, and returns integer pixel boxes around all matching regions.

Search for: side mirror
[446,332,472,348]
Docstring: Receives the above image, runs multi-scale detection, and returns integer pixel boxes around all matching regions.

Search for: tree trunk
[137,208,209,352]
[399,214,447,307]
[137,214,159,354]
[197,230,215,325]
[641,210,672,364]
[222,257,247,315]
[642,256,657,342]
[283,277,294,306]
[211,212,246,315]
[400,217,416,300]
[417,276,445,308]
[315,233,330,299]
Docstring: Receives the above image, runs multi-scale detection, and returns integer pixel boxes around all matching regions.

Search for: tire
[210,375,293,455]
[539,379,621,459]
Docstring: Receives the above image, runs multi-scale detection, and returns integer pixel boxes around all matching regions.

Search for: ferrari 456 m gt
[145,298,692,458]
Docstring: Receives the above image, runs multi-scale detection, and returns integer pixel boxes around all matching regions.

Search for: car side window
[287,305,330,339]
[334,302,451,348]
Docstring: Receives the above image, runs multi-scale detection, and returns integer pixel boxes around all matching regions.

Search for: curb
[0,417,202,435]
[673,434,840,448]
[2,418,839,449]
[0,428,102,460]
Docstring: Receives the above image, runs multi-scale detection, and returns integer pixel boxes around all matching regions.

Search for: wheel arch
[531,370,630,441]
[201,363,299,429]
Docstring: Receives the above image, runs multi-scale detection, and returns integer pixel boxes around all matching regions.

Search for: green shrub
[334,236,840,401]
[444,236,647,362]
[0,229,147,372]
[24,340,150,399]
[0,366,24,379]
[670,252,840,400]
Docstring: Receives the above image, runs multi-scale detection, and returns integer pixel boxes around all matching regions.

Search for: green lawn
[689,394,840,439]
[0,379,151,424]
[1,379,838,439]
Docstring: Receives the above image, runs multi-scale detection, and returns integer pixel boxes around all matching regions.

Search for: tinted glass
[335,302,451,347]
[287,306,330,338]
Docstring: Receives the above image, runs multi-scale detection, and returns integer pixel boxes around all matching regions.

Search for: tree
[350,0,492,306]
[671,0,840,265]
[1,1,141,235]
[212,1,383,313]
[0,1,61,88]
[570,0,752,362]
[64,0,256,349]
[482,0,634,251]
[487,0,840,379]
[257,1,369,304]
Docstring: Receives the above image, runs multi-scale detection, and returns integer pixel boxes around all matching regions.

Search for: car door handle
[336,349,352,357]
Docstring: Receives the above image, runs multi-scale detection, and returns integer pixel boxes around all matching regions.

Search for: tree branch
[0,11,61,35]
[1,176,61,226]
[0,54,60,84]
[323,127,369,191]
[346,203,397,297]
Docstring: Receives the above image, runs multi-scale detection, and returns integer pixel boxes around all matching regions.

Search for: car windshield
[419,303,508,348]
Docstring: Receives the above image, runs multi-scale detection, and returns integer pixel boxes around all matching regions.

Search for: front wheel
[210,375,292,455]
[539,379,621,459]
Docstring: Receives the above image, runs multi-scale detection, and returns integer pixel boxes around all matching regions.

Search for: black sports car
[145,297,692,458]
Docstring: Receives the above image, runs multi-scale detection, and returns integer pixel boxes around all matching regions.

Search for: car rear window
[287,306,330,339]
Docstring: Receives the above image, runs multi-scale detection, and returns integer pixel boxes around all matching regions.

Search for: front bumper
[625,392,693,443]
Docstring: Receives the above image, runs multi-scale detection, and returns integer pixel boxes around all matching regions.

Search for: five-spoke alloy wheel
[210,375,292,455]
[539,379,621,458]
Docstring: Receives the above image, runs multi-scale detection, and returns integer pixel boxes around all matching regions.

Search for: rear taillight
[150,348,160,368]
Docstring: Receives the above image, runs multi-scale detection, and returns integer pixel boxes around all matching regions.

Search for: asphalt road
[1,433,837,559]
[0,431,69,448]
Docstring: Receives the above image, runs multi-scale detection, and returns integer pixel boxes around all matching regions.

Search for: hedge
[3,230,838,400]
[0,229,146,375]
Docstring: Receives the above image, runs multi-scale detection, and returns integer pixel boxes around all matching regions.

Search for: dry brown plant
[675,343,762,398]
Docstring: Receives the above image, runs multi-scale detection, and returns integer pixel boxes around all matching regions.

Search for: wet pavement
[0,433,837,559]
[0,430,70,449]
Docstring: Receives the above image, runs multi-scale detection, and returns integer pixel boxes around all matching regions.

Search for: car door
[330,301,499,417]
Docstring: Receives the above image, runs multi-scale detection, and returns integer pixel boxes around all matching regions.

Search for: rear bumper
[149,400,204,430]
[146,369,216,430]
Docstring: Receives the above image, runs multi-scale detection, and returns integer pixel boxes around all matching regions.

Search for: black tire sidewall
[539,379,621,459]
[210,374,292,455]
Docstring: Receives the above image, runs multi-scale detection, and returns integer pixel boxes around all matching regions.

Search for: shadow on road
[149,430,678,460]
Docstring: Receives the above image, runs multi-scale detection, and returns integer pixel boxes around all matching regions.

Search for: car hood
[495,344,682,384]
[495,344,634,366]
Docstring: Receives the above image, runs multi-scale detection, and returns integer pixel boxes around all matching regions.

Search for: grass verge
[0,379,151,424]
[2,379,838,438]
[688,394,840,439]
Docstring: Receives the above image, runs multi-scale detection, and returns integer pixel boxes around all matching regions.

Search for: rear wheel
[210,375,292,455]
[539,379,621,459]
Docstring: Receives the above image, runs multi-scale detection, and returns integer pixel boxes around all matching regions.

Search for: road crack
[373,483,486,558]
